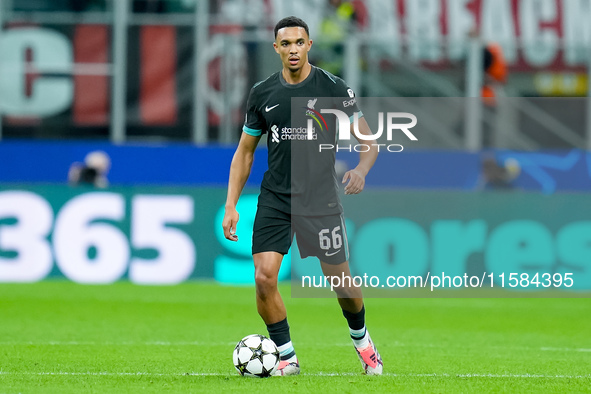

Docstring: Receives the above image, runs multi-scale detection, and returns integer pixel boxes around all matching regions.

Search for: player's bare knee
[254,266,278,296]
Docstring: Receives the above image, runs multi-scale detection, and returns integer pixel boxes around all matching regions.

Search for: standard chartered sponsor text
[281,126,317,140]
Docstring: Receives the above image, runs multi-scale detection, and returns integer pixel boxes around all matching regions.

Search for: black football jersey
[243,66,359,216]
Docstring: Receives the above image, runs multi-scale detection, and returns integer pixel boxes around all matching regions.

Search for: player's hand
[222,207,239,241]
[342,169,366,195]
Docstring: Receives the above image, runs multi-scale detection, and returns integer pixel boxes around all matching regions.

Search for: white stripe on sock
[350,327,366,339]
[278,341,295,357]
[351,327,369,349]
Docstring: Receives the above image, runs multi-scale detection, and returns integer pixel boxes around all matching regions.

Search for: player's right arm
[223,132,261,242]
[223,84,265,241]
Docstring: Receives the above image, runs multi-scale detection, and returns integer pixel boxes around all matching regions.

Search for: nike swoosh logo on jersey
[325,249,341,257]
[265,104,280,112]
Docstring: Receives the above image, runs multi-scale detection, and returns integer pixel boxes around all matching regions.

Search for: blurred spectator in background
[479,155,520,191]
[316,0,357,77]
[481,42,508,107]
[466,29,508,108]
[464,30,509,147]
[68,151,111,188]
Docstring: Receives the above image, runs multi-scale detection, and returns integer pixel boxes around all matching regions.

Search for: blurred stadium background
[1,0,590,285]
[1,1,590,391]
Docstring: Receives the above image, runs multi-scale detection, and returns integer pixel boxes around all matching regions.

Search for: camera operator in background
[68,151,111,188]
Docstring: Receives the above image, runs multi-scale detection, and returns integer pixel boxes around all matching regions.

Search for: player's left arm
[343,117,378,195]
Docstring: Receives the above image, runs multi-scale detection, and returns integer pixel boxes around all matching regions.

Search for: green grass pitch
[0,282,590,393]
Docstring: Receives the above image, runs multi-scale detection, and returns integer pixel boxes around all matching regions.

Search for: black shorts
[252,206,350,265]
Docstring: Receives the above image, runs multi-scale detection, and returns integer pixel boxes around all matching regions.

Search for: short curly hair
[274,16,310,38]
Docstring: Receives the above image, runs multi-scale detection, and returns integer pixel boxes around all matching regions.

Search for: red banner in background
[256,0,590,70]
[1,0,589,137]
[140,26,178,126]
[73,25,109,125]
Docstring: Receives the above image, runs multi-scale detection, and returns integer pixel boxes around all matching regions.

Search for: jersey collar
[279,65,316,89]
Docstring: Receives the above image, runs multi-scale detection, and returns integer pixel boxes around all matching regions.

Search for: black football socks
[267,318,297,362]
[343,305,370,349]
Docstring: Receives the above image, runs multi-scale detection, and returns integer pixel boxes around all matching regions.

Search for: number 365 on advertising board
[0,191,196,284]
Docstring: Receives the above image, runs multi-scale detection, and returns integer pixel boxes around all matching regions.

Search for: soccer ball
[233,334,280,377]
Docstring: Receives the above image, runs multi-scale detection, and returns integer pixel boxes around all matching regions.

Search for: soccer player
[222,16,382,376]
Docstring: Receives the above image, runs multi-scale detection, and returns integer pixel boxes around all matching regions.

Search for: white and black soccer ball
[233,334,280,377]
